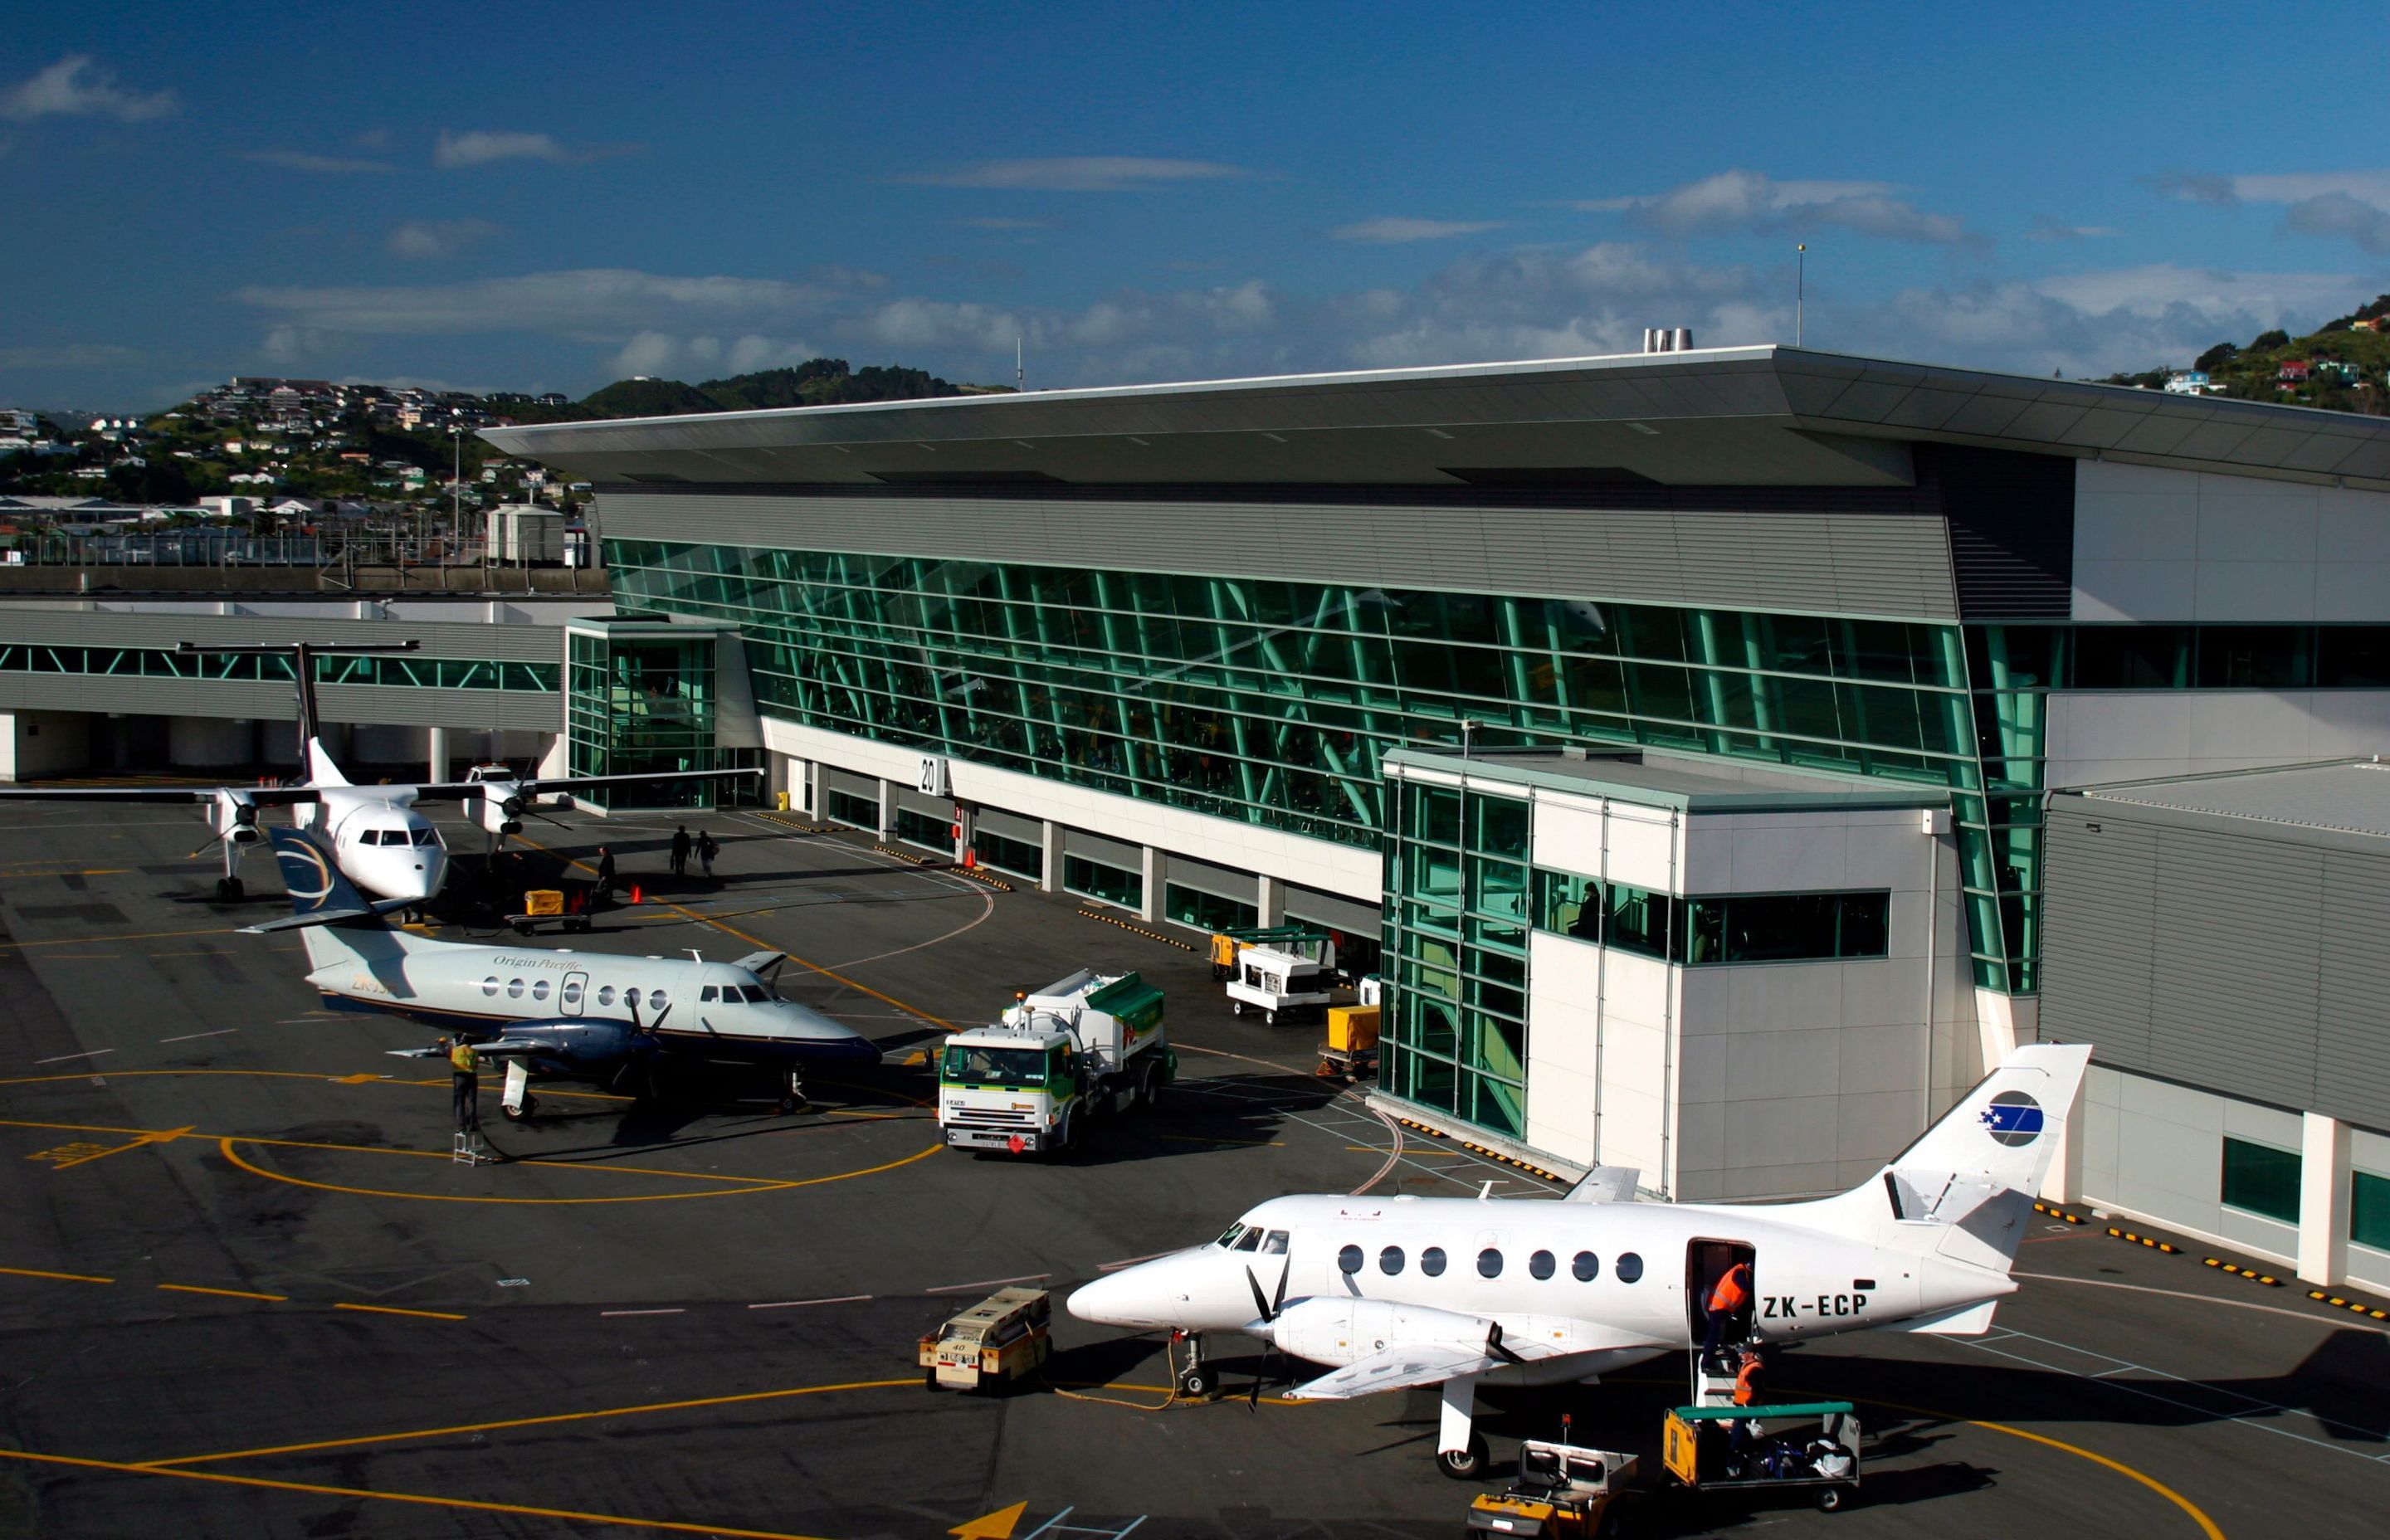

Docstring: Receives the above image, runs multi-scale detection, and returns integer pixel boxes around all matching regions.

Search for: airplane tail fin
[305,736,350,787]
[246,829,416,973]
[1793,1042,2092,1271]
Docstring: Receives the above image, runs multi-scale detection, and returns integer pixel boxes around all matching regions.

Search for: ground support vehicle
[1315,1003,1379,1079]
[1224,930,1352,1026]
[1467,1440,1638,1538]
[1661,1401,1861,1513]
[939,970,1173,1154]
[505,880,602,934]
[1208,924,1326,981]
[919,1287,1051,1392]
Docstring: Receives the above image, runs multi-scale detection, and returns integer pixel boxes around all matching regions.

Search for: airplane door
[1688,1238,1756,1348]
[558,971,588,1017]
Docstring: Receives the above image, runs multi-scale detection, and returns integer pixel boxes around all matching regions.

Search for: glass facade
[975,828,1044,883]
[563,626,718,809]
[2220,1136,2302,1224]
[1165,881,1260,933]
[2354,1169,2390,1252]
[1062,853,1141,910]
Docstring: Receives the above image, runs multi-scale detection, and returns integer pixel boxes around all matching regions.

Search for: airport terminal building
[8,344,2390,1286]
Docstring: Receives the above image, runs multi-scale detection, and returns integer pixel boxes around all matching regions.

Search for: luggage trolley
[1661,1400,1862,1513]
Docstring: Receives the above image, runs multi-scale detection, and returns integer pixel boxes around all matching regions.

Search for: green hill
[578,358,989,419]
[2104,293,2390,412]
[576,377,721,418]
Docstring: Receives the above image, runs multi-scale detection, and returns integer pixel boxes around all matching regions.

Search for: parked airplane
[0,640,756,902]
[253,826,880,1116]
[1068,1043,2091,1478]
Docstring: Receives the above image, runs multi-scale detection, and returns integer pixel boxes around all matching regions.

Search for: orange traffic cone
[629,882,642,905]
[963,848,978,870]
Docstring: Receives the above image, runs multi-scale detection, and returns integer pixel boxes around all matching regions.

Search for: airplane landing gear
[1436,1374,1489,1479]
[777,1068,808,1115]
[500,1095,538,1122]
[215,876,245,902]
[500,1060,534,1123]
[1170,1330,1212,1399]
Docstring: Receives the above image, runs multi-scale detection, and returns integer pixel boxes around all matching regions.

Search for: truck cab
[938,970,1170,1155]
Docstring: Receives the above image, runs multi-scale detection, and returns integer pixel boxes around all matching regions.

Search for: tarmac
[0,794,2384,1538]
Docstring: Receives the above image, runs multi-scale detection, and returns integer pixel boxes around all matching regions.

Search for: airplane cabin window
[480,977,499,997]
[506,978,525,998]
[700,987,719,1003]
[649,989,668,1009]
[1572,1250,1599,1281]
[1215,1224,1246,1249]
[624,987,641,1009]
[1378,1245,1404,1275]
[562,981,582,1006]
[1262,1230,1289,1255]
[1617,1251,1644,1284]
[1477,1248,1503,1279]
[1529,1250,1556,1280]
[1421,1246,1447,1277]
[531,979,550,1001]
[1337,1245,1363,1274]
[1233,1227,1263,1252]
[598,985,617,1006]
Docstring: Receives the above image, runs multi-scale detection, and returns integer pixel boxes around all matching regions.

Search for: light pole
[446,418,464,568]
[1796,244,1807,347]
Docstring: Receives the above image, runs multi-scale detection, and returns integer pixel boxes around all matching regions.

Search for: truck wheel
[1817,1487,1847,1513]
[1136,1061,1158,1108]
[1263,1009,1279,1027]
[1436,1435,1489,1481]
[1230,999,1246,1016]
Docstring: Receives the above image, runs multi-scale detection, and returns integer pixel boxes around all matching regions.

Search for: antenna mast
[1016,336,1024,393]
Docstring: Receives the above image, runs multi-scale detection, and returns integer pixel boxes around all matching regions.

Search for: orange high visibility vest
[1708,1263,1750,1314]
[1734,1357,1763,1406]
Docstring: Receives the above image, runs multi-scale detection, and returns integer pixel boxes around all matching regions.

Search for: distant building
[2165,370,2212,394]
[2280,359,2314,383]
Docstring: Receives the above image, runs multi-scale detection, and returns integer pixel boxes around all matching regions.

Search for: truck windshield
[943,1045,1048,1084]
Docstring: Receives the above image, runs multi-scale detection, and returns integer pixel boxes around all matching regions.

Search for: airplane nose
[1067,1268,1168,1329]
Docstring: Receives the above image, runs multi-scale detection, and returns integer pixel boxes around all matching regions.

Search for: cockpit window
[412,827,440,846]
[1232,1227,1263,1252]
[1261,1230,1290,1255]
[700,986,719,1003]
[740,985,772,1003]
[1215,1224,1246,1249]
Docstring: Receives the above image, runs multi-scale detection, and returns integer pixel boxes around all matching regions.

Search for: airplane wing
[0,784,321,806]
[730,949,787,977]
[405,768,763,802]
[1284,1342,1510,1400]
[1562,1166,1641,1203]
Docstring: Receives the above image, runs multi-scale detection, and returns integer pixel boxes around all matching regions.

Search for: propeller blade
[1486,1322,1525,1366]
[1244,1265,1273,1326]
[1271,1260,1291,1316]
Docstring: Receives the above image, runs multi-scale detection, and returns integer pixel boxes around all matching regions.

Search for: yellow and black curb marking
[871,843,941,866]
[2307,1289,2390,1321]
[755,812,841,835]
[1393,1117,1447,1139]
[1454,1140,1571,1184]
[1075,909,1197,952]
[2106,1226,2182,1254]
[2202,1258,2282,1287]
[2033,1201,2089,1225]
[948,865,1015,894]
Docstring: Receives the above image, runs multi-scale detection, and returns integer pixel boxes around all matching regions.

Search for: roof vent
[1641,328,1694,353]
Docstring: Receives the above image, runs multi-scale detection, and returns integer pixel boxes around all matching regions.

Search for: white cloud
[431,129,637,169]
[900,156,1245,191]
[607,332,819,378]
[2032,262,2361,322]
[2280,193,2390,256]
[1329,217,1505,243]
[260,325,339,364]
[2152,168,2390,254]
[248,149,398,174]
[0,56,176,124]
[1580,168,1979,246]
[387,219,503,260]
[234,268,853,336]
[2023,217,2119,242]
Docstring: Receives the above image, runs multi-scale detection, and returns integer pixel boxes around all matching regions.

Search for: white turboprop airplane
[1068,1043,2091,1478]
[0,640,757,903]
[252,826,880,1116]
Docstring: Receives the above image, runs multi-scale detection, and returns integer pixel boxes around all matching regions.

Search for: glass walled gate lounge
[563,618,723,811]
[606,541,2050,992]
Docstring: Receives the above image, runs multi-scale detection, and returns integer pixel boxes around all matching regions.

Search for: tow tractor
[1222,928,1354,1027]
[918,1286,1051,1393]
[938,970,1173,1155]
[1467,1434,1638,1538]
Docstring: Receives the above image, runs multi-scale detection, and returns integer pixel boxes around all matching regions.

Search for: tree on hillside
[2251,329,2290,351]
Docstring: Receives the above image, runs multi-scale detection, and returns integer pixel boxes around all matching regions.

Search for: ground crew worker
[1726,1346,1768,1460]
[671,825,691,877]
[696,830,718,878]
[595,845,616,898]
[1701,1259,1753,1366]
[446,1036,480,1132]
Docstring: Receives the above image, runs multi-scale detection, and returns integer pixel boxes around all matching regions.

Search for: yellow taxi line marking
[144,1377,913,1467]
[157,1284,286,1303]
[215,1134,943,1206]
[0,1445,835,1540]
[46,1125,193,1168]
[0,1265,114,1284]
[0,924,245,954]
[515,835,956,1031]
[333,1302,467,1321]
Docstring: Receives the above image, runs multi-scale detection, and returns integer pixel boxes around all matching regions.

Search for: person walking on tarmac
[696,829,718,879]
[595,845,617,899]
[670,825,691,878]
[1701,1258,1753,1369]
[446,1036,480,1132]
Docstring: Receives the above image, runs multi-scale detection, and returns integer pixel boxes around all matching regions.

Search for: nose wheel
[776,1069,807,1115]
[1170,1331,1211,1399]
[214,877,245,902]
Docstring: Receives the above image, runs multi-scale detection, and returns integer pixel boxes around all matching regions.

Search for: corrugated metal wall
[600,490,1960,621]
[0,673,556,731]
[2042,794,2390,1128]
[0,609,562,660]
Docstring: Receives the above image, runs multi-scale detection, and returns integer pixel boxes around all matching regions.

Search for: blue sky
[3,1,2387,411]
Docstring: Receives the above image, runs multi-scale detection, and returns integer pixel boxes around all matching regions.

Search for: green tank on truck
[938,969,1174,1156]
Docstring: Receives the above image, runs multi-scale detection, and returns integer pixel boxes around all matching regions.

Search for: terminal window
[1063,854,1141,911]
[2220,1136,2302,1225]
[2353,1170,2390,1252]
[825,788,878,830]
[1165,883,1257,934]
[974,828,1043,883]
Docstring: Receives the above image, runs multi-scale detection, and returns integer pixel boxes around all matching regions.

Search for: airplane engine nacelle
[210,789,262,844]
[476,784,526,836]
[491,1020,639,1074]
[1267,1296,1493,1367]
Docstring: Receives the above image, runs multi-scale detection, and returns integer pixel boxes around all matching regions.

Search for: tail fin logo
[1980,1090,2044,1148]
[276,837,335,908]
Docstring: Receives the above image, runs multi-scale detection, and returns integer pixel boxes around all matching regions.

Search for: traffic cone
[629,882,642,905]
[963,848,978,870]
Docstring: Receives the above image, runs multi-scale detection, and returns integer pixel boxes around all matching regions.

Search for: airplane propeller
[1243,1262,1292,1411]
[1485,1321,1525,1367]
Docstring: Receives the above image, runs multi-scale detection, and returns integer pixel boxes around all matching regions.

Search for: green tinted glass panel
[975,828,1043,881]
[1166,882,1258,933]
[1063,854,1142,909]
[2354,1170,2390,1251]
[2221,1137,2301,1224]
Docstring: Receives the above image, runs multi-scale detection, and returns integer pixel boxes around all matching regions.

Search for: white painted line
[599,1308,685,1317]
[35,1049,113,1065]
[160,1030,237,1043]
[926,1273,1050,1295]
[748,1294,871,1309]
[1097,1251,1178,1273]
